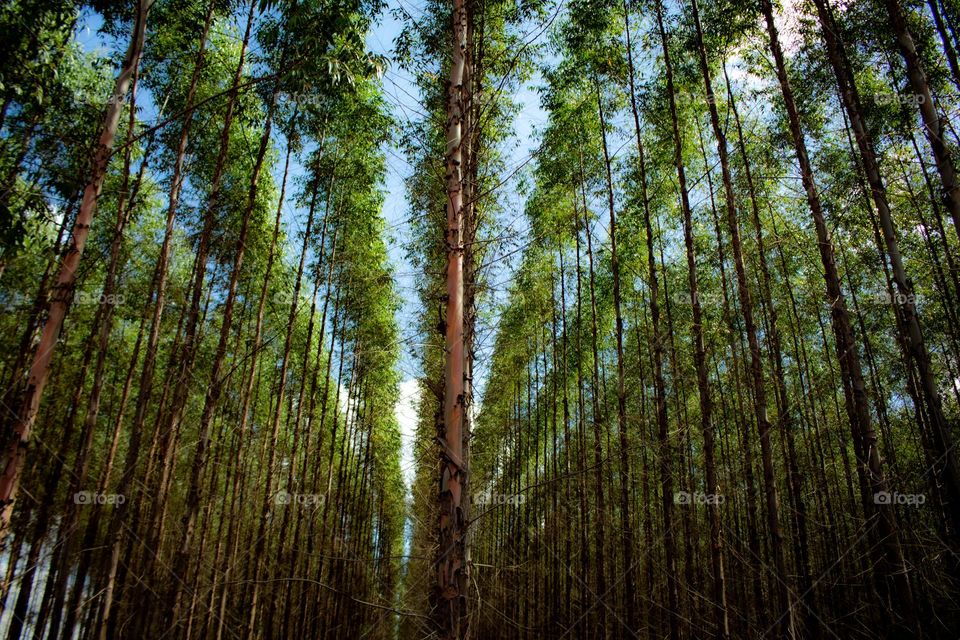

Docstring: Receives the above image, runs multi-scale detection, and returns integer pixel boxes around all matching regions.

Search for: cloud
[394,378,420,493]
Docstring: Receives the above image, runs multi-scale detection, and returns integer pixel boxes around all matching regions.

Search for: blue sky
[75,0,550,494]
[66,0,821,545]
[365,1,549,492]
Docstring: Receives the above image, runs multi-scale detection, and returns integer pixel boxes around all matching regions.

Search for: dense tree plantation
[2,0,960,637]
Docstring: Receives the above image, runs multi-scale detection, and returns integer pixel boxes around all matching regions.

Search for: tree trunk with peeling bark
[435,0,470,635]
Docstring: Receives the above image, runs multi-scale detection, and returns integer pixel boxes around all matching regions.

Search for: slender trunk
[886,0,960,237]
[168,39,276,631]
[595,77,637,634]
[244,168,323,638]
[928,0,960,92]
[87,7,216,635]
[721,59,815,633]
[0,0,150,537]
[652,4,730,638]
[1,196,76,411]
[654,2,708,635]
[688,5,796,631]
[131,4,256,626]
[436,0,470,634]
[772,0,921,629]
[575,142,608,635]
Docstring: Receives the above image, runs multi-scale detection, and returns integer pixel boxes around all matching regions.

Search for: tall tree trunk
[436,0,470,634]
[654,2,700,635]
[652,1,730,638]
[688,4,794,636]
[128,4,256,627]
[768,0,921,630]
[576,146,608,635]
[167,43,278,634]
[243,165,324,638]
[595,77,637,635]
[886,0,960,237]
[0,0,150,538]
[721,58,815,634]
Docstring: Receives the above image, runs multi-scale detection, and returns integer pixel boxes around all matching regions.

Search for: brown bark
[886,0,960,236]
[721,58,814,633]
[654,2,697,635]
[0,0,150,538]
[770,0,920,629]
[689,6,796,632]
[685,3,746,635]
[436,0,470,634]
[595,76,638,634]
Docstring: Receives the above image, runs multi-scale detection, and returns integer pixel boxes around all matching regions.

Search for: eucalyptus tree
[0,0,406,637]
[7,0,960,637]
[0,0,151,539]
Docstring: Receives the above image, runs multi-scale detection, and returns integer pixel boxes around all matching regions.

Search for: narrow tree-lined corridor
[1,0,959,638]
